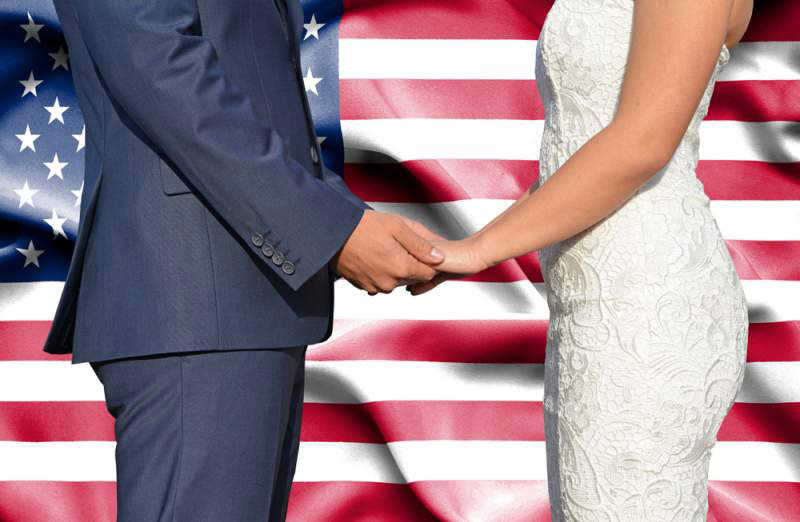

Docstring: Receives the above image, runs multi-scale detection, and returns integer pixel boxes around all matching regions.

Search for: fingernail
[431,248,444,260]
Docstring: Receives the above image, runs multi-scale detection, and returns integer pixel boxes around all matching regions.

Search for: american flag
[1,0,799,520]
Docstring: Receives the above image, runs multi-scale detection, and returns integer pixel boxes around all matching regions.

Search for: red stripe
[742,1,800,41]
[344,160,535,201]
[301,402,546,443]
[2,480,795,522]
[289,481,552,522]
[345,161,800,202]
[311,320,549,363]
[341,0,798,43]
[300,401,800,444]
[2,399,799,444]
[314,320,800,363]
[0,402,114,442]
[0,321,63,361]
[746,321,800,362]
[709,81,800,122]
[291,481,800,522]
[340,0,800,43]
[696,161,800,201]
[341,79,798,122]
[340,0,551,40]
[3,397,799,444]
[708,482,800,522]
[341,0,795,43]
[2,320,799,363]
[341,80,544,120]
[0,482,116,522]
[718,403,800,443]
[290,482,442,521]
[726,240,800,281]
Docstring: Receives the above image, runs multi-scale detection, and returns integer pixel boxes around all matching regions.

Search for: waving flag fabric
[1,0,799,520]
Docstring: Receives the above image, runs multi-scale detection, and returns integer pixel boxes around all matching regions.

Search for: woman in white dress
[408,0,754,519]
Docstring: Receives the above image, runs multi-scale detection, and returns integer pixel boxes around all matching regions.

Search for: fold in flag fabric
[1,0,799,520]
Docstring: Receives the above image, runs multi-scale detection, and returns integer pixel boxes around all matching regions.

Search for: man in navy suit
[44,0,444,519]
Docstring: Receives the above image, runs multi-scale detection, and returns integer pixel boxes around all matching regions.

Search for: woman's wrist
[469,230,501,270]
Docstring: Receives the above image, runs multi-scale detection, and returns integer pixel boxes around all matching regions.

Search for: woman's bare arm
[456,0,737,271]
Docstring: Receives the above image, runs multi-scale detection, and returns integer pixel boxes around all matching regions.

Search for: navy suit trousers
[91,347,307,521]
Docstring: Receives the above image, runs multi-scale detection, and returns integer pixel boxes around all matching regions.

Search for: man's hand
[333,210,445,295]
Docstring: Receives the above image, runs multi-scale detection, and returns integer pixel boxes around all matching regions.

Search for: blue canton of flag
[1,1,83,284]
[1,1,343,286]
[300,0,344,176]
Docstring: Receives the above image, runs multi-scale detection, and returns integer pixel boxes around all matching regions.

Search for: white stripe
[342,119,800,163]
[0,281,62,321]
[709,200,800,241]
[305,360,800,404]
[1,360,797,404]
[0,361,104,401]
[738,279,800,324]
[339,40,800,82]
[336,279,548,320]
[368,199,800,242]
[340,39,538,80]
[297,441,545,482]
[0,441,116,481]
[700,121,800,162]
[343,119,543,161]
[1,440,797,483]
[2,277,798,325]
[304,360,543,403]
[334,278,800,322]
[300,440,800,483]
[720,41,800,82]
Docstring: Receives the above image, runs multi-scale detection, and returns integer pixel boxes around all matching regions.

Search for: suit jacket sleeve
[320,165,373,279]
[321,166,371,211]
[65,0,364,291]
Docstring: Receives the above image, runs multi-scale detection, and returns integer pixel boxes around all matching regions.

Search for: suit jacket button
[261,243,274,258]
[310,145,319,164]
[272,251,285,265]
[282,261,295,275]
[251,233,264,247]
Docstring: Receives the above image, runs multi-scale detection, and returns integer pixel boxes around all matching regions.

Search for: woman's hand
[406,236,491,295]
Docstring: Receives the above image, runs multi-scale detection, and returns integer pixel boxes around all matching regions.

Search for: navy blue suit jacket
[44,0,368,363]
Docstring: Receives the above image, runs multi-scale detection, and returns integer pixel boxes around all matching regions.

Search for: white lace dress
[534,1,750,520]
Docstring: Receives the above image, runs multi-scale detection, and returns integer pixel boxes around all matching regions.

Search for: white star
[317,136,327,145]
[73,125,85,151]
[20,12,43,43]
[49,46,69,70]
[45,97,69,124]
[16,125,40,152]
[16,240,45,268]
[303,14,325,40]
[14,180,38,208]
[44,209,67,239]
[303,67,322,95]
[71,181,84,207]
[44,153,68,180]
[19,71,43,97]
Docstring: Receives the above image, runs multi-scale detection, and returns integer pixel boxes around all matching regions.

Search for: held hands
[333,210,446,295]
[405,236,492,296]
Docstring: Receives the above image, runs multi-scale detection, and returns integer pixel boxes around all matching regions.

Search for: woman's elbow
[635,142,675,178]
[608,121,679,180]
